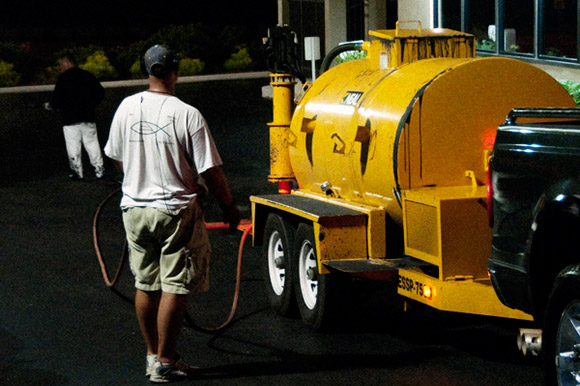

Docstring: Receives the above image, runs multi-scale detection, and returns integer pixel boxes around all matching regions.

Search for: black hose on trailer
[319,41,365,74]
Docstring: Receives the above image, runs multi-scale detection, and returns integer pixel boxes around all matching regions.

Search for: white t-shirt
[105,91,222,210]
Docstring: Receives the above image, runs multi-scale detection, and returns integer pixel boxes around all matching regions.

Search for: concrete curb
[0,71,271,94]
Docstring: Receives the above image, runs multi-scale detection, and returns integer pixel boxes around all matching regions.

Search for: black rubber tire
[544,264,580,386]
[261,213,296,316]
[292,222,340,330]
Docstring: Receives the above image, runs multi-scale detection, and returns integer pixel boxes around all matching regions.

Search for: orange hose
[93,188,253,332]
[93,187,125,287]
[190,223,253,333]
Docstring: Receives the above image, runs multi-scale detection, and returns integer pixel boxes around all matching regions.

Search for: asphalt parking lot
[0,76,545,386]
[0,76,280,385]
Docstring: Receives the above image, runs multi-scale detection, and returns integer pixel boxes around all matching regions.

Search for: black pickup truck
[489,108,580,385]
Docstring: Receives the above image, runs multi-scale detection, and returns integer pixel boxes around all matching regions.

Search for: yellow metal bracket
[295,81,312,104]
[483,149,492,172]
[465,170,478,192]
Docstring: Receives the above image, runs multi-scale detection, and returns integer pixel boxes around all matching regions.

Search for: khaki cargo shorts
[122,201,211,295]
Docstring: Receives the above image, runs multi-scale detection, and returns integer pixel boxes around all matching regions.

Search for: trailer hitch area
[517,328,542,356]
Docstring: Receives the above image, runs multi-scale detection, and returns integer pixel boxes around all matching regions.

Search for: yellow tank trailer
[253,24,577,330]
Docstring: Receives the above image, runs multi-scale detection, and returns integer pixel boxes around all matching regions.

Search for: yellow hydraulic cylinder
[268,74,296,190]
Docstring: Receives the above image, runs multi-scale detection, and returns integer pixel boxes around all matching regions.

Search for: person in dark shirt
[46,54,105,180]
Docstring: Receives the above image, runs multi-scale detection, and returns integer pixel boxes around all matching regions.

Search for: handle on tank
[505,107,580,125]
[396,20,422,35]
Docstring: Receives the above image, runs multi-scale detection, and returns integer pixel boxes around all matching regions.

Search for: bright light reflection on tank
[364,192,394,203]
[305,102,355,117]
[358,106,400,123]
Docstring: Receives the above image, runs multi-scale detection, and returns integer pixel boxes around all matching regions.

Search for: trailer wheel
[544,264,580,386]
[262,213,296,316]
[293,223,339,330]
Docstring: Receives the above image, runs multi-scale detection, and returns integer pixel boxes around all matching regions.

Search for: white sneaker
[150,357,199,383]
[146,354,158,378]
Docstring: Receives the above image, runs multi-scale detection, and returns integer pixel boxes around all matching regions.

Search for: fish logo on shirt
[130,121,171,137]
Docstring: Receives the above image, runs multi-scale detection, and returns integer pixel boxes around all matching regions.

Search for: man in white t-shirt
[104,45,239,383]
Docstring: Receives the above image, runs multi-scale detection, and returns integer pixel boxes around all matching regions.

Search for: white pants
[63,122,104,178]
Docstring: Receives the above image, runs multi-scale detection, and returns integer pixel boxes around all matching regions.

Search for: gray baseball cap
[143,45,179,78]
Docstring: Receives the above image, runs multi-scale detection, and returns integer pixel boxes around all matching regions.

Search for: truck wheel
[293,223,340,330]
[262,213,296,316]
[544,264,580,386]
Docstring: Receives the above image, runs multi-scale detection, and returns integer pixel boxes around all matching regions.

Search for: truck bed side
[490,111,580,318]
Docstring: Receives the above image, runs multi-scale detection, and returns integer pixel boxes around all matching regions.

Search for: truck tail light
[487,162,494,228]
[483,131,496,229]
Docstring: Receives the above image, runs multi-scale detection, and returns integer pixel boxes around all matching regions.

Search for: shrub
[40,65,61,84]
[42,49,123,83]
[560,80,580,107]
[55,46,99,66]
[0,61,21,87]
[80,51,117,80]
[129,59,144,79]
[179,58,205,76]
[546,47,564,57]
[0,42,27,64]
[109,42,147,80]
[0,42,40,85]
[147,24,210,61]
[336,50,367,64]
[476,40,496,51]
[224,47,253,72]
[128,57,205,78]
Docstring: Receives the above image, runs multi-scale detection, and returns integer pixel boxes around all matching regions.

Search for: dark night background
[1,1,277,36]
[1,1,278,63]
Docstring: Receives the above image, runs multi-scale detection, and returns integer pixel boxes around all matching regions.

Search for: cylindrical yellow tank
[288,43,576,225]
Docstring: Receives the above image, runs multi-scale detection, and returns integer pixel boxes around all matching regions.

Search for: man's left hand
[223,204,240,234]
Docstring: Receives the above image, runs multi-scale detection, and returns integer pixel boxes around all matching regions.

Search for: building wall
[368,0,388,32]
[279,0,580,83]
[397,0,433,28]
[396,0,580,82]
[536,63,580,83]
[322,0,388,53]
[325,0,347,50]
[277,0,290,25]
